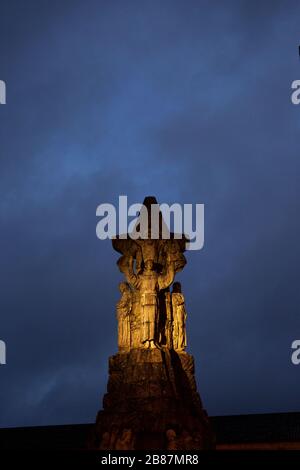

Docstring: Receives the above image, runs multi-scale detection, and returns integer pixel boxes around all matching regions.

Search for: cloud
[0,0,300,426]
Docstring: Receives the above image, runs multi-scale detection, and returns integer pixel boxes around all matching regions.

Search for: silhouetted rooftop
[0,412,299,449]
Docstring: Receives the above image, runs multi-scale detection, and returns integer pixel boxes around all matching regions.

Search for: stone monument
[92,197,215,450]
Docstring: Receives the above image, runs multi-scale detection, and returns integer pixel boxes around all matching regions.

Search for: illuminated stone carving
[116,282,132,352]
[92,197,215,451]
[171,282,187,352]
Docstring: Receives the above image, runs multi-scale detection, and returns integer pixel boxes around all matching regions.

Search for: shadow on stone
[89,348,215,450]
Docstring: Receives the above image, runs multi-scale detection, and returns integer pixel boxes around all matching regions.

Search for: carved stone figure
[171,282,187,351]
[116,282,132,352]
[115,429,134,450]
[118,255,175,348]
[166,429,178,450]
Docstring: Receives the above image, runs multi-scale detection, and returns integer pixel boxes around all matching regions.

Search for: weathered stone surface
[91,348,215,450]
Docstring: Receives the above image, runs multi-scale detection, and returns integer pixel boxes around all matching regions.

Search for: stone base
[91,348,215,450]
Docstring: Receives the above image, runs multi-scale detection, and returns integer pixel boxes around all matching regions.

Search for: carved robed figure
[116,282,132,351]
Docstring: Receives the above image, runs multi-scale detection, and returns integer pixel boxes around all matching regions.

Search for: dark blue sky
[0,0,300,427]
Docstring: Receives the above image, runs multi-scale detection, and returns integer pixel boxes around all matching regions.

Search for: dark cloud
[0,0,299,427]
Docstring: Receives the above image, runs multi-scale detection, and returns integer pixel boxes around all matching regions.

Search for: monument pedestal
[93,348,215,450]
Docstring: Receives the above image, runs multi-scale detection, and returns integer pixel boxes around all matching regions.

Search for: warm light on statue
[91,197,215,451]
